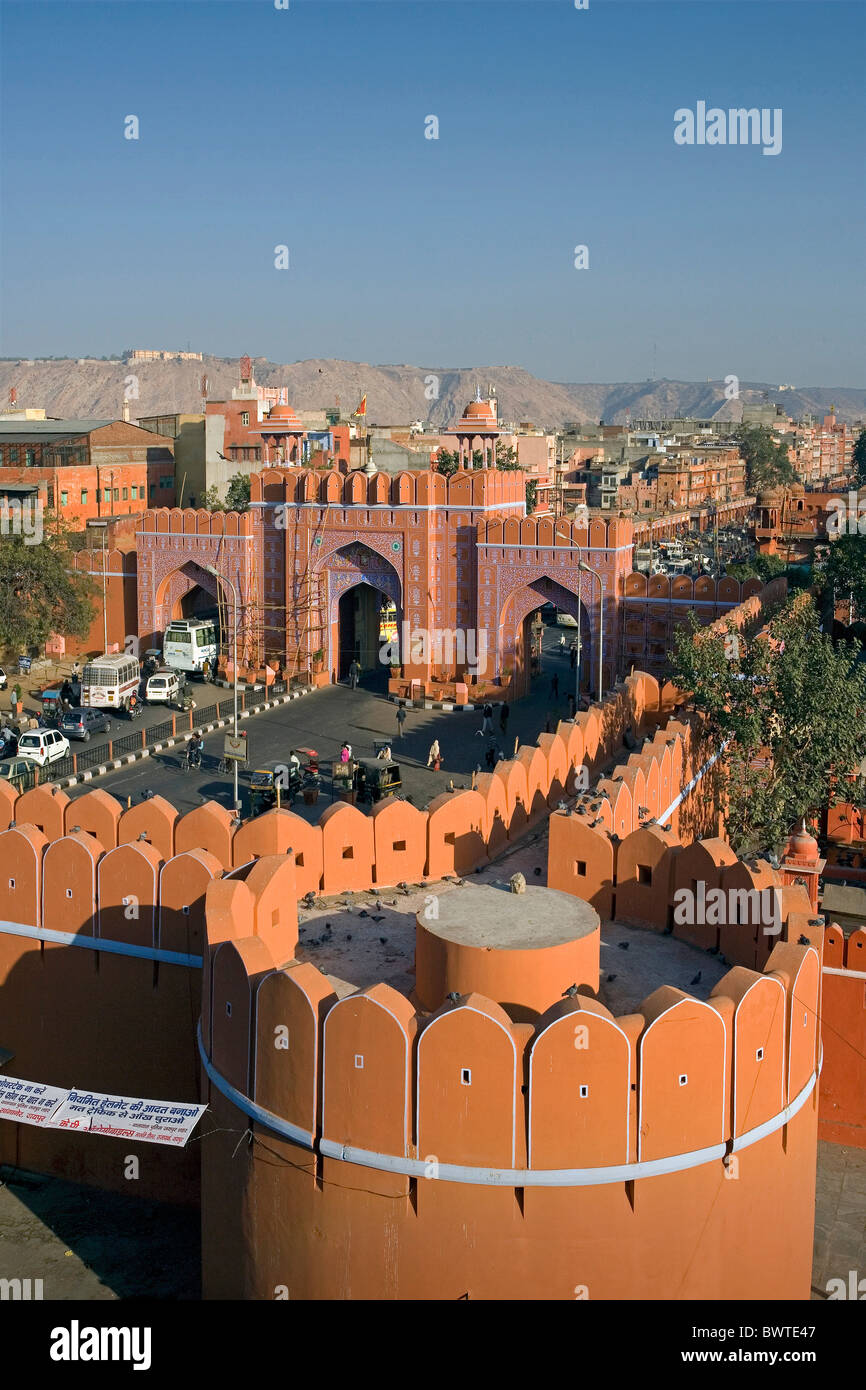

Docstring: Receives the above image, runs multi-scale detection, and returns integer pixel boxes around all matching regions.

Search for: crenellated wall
[619,573,786,682]
[251,464,527,511]
[0,673,669,1199]
[819,925,866,1148]
[199,887,820,1299]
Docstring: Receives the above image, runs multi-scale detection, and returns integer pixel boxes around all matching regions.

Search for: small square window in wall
[393,840,406,852]
[342,846,353,860]
[226,1001,232,1018]
[354,1054,364,1070]
[638,864,652,885]
[755,1047,764,1062]
[8,878,14,890]
[579,1085,589,1099]
[182,905,190,916]
[461,1068,472,1086]
[679,1074,688,1086]
[575,860,587,877]
[65,888,73,899]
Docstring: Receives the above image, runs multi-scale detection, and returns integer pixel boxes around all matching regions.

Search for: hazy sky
[1,0,863,384]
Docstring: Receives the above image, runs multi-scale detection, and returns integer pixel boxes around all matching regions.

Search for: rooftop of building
[0,418,113,438]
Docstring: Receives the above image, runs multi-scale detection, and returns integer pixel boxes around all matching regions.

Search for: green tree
[525,479,538,514]
[735,423,796,492]
[672,596,866,857]
[0,526,96,657]
[824,534,866,618]
[433,448,459,477]
[224,472,251,512]
[202,485,223,511]
[726,552,787,583]
[851,427,866,486]
[494,443,520,470]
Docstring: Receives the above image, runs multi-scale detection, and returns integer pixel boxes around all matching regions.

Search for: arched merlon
[197,1021,820,1186]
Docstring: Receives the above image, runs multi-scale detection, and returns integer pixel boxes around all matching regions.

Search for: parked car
[60,707,113,742]
[145,669,186,706]
[16,728,71,767]
[0,756,36,793]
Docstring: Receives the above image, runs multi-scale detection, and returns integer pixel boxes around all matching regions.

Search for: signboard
[0,1075,69,1127]
[0,1074,206,1147]
[48,1089,206,1147]
[223,732,247,761]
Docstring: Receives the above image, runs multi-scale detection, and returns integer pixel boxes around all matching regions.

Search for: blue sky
[1,0,863,384]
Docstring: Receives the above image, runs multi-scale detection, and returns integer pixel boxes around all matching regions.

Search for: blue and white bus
[163,619,218,679]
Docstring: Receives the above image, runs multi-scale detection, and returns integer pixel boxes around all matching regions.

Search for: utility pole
[206,564,240,813]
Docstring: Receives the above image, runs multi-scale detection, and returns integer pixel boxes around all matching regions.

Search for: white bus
[81,654,141,712]
[163,618,218,679]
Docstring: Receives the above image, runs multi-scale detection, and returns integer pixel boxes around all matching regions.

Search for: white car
[16,728,71,767]
[145,670,185,706]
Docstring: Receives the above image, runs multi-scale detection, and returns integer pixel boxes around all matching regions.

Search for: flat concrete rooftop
[427,882,598,952]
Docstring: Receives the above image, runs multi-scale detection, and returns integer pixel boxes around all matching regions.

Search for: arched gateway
[137,471,632,694]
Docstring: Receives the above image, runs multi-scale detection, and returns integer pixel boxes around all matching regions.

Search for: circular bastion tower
[200,873,819,1300]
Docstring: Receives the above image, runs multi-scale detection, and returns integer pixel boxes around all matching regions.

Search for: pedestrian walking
[559,632,566,650]
[340,742,352,763]
[396,703,407,737]
[481,702,493,735]
[499,701,509,734]
[348,659,360,690]
[567,692,576,717]
[569,644,577,670]
[427,739,441,770]
[485,742,497,771]
[550,673,559,699]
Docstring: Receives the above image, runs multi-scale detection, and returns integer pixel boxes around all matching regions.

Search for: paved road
[3,675,224,762]
[67,627,584,822]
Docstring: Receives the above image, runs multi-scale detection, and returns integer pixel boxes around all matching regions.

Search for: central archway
[324,542,403,686]
[337,582,396,687]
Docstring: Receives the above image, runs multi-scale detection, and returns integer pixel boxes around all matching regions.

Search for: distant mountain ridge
[0,356,863,429]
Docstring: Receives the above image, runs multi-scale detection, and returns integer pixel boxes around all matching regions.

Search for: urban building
[138,358,351,506]
[0,416,175,526]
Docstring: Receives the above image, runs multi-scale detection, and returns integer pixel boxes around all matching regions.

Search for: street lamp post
[206,564,240,812]
[574,543,583,708]
[578,559,604,704]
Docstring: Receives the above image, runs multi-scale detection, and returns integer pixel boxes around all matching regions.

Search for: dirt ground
[0,1167,199,1300]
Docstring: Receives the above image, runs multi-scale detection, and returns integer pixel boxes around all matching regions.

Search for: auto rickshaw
[249,760,302,816]
[294,747,320,804]
[40,689,67,727]
[142,648,163,678]
[353,756,402,805]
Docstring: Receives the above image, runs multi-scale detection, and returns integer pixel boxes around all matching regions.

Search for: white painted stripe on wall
[0,919,201,968]
[197,1025,819,1186]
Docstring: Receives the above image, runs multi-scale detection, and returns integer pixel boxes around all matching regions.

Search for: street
[65,626,584,821]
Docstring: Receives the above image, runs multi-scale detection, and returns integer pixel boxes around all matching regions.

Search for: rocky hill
[0,355,863,429]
